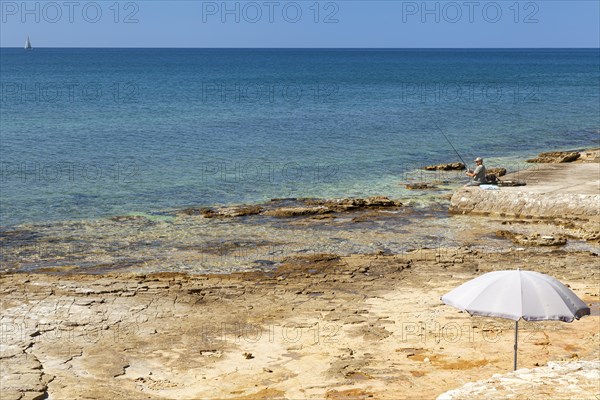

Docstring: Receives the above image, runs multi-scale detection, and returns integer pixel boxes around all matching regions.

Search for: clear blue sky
[1,1,599,47]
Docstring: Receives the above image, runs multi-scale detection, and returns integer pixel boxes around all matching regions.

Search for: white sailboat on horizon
[25,36,32,50]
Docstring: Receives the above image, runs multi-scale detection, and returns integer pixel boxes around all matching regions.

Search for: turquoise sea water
[1,48,599,226]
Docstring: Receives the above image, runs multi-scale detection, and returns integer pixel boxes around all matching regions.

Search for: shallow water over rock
[2,196,597,275]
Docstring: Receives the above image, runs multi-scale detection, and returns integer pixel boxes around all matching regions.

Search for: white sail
[25,36,32,50]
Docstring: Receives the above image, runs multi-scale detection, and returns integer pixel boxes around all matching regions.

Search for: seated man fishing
[465,157,487,186]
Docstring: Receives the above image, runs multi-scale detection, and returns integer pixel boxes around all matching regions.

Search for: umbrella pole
[513,320,518,371]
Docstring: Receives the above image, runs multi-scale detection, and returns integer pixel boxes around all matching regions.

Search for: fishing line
[432,121,469,168]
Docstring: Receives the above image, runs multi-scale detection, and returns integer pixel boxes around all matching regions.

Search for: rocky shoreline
[1,249,598,400]
[1,148,599,399]
[437,360,600,400]
[450,151,600,243]
[177,196,403,219]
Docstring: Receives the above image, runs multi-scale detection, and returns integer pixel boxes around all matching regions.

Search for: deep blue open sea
[1,48,599,226]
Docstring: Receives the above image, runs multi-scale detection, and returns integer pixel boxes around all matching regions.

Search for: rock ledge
[437,360,600,400]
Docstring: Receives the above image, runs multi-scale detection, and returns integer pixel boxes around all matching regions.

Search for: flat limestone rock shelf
[1,250,599,400]
[450,163,600,221]
[437,360,600,400]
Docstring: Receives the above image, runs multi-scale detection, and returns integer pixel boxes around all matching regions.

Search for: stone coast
[1,149,599,399]
[450,155,600,242]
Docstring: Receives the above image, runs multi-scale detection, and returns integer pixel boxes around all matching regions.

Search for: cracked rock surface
[1,248,598,399]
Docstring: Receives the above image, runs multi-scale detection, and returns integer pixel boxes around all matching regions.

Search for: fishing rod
[432,121,469,169]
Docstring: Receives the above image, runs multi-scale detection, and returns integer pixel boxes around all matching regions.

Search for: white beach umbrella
[441,269,590,370]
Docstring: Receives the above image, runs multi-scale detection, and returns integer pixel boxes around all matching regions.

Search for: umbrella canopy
[441,269,590,370]
[442,269,590,322]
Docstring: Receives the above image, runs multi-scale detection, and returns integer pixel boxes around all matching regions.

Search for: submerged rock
[262,206,331,218]
[110,215,149,222]
[179,206,263,218]
[221,206,263,217]
[178,197,401,219]
[309,196,402,210]
[0,229,39,244]
[178,207,210,216]
[405,182,438,190]
[264,197,402,217]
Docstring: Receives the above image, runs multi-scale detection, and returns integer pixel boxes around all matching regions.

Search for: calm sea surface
[1,48,599,226]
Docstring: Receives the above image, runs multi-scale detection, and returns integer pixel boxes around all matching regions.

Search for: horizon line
[2,46,599,50]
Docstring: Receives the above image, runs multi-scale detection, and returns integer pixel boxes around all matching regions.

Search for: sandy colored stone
[450,163,600,242]
[423,162,466,171]
[487,167,507,177]
[527,151,581,163]
[1,149,599,399]
[495,231,567,246]
[437,361,600,399]
[1,248,598,400]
